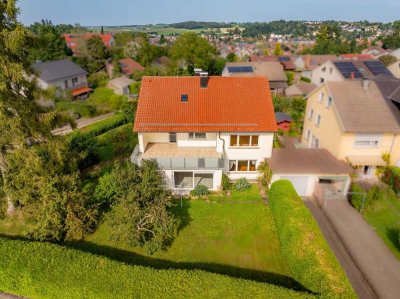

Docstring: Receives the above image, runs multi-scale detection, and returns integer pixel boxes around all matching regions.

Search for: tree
[85,36,110,73]
[257,161,273,192]
[159,34,166,45]
[273,43,284,56]
[226,52,238,62]
[95,161,177,254]
[382,21,400,49]
[169,32,217,71]
[379,54,398,66]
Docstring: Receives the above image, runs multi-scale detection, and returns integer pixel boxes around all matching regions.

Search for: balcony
[131,143,224,170]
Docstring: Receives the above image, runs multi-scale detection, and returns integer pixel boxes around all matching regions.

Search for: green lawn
[72,187,293,286]
[363,195,400,260]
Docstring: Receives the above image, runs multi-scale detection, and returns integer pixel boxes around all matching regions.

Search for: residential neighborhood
[1,1,400,298]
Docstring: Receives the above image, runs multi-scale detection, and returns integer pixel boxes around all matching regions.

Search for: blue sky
[18,0,399,25]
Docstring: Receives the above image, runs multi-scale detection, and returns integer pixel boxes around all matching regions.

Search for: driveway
[306,198,400,299]
[51,112,115,135]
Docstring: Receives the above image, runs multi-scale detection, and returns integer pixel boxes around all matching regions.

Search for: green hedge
[382,167,400,194]
[0,237,313,299]
[268,180,356,298]
[78,113,128,137]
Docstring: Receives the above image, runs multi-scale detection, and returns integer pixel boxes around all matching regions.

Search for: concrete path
[306,198,400,299]
[51,112,115,135]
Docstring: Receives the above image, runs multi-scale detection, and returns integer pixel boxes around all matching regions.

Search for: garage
[280,176,309,196]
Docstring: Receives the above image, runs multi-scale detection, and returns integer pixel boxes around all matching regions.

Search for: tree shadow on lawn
[67,240,313,294]
[387,228,400,251]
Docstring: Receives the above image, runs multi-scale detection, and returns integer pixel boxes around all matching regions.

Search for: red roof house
[63,33,114,55]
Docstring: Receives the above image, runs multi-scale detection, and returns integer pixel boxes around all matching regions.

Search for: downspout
[218,132,225,169]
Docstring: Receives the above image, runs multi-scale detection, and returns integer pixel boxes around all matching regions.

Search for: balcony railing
[131,145,224,170]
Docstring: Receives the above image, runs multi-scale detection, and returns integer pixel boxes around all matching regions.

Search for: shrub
[88,72,109,88]
[190,184,210,197]
[221,173,231,191]
[257,161,272,191]
[234,178,252,191]
[349,183,365,210]
[300,76,311,83]
[0,237,311,299]
[80,113,127,137]
[382,167,400,194]
[268,180,356,298]
[86,87,127,113]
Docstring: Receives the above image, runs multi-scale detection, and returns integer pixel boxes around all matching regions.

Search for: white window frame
[318,92,324,103]
[229,135,259,148]
[308,108,314,120]
[188,132,207,140]
[353,134,382,148]
[229,160,257,172]
[305,129,311,140]
[315,114,321,127]
[311,135,319,148]
[326,96,332,108]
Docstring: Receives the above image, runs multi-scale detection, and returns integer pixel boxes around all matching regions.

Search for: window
[315,114,321,127]
[354,134,381,148]
[181,94,188,102]
[64,80,69,89]
[318,92,324,103]
[326,96,332,108]
[198,158,205,168]
[189,132,206,139]
[169,132,177,143]
[72,77,78,85]
[320,77,325,83]
[229,160,257,172]
[308,108,314,120]
[322,67,326,72]
[329,67,333,74]
[305,129,311,140]
[311,135,319,148]
[230,135,259,147]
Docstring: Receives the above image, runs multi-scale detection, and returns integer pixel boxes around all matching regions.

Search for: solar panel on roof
[364,61,393,77]
[227,66,254,73]
[278,56,290,62]
[333,61,363,79]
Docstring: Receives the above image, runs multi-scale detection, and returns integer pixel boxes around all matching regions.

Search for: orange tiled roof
[119,58,145,75]
[134,76,277,133]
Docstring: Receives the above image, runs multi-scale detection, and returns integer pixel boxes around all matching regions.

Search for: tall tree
[85,36,110,73]
[382,21,400,49]
[273,43,284,56]
[169,32,217,71]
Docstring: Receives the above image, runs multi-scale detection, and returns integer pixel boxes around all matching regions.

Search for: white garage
[279,175,309,196]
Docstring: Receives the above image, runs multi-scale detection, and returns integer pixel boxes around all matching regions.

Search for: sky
[18,0,400,26]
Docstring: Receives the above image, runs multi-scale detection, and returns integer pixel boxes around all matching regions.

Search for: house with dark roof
[222,61,288,93]
[132,76,277,191]
[311,59,393,86]
[301,80,400,178]
[33,59,92,98]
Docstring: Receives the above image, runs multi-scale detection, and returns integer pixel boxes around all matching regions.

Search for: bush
[86,87,127,113]
[268,180,356,298]
[88,72,109,88]
[234,178,252,191]
[349,183,365,210]
[300,76,311,83]
[190,184,210,197]
[221,173,231,191]
[382,167,400,194]
[351,183,394,211]
[80,113,127,137]
[0,237,311,299]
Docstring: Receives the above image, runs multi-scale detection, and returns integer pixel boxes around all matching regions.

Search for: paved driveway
[307,198,400,299]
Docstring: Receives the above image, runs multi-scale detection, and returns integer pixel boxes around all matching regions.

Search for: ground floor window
[174,172,214,189]
[229,160,256,172]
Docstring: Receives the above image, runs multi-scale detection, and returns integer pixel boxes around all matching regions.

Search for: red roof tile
[134,76,277,133]
[63,33,113,54]
[341,54,375,60]
[119,58,145,75]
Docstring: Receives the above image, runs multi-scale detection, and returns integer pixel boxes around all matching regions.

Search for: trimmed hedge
[0,237,313,299]
[268,180,356,298]
[78,113,128,137]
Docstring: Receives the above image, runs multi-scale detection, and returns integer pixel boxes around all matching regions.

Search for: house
[222,62,288,93]
[250,55,296,71]
[388,61,400,79]
[33,59,92,98]
[362,47,389,57]
[301,80,400,178]
[373,76,400,110]
[275,112,292,132]
[388,48,400,60]
[107,76,135,95]
[340,54,375,60]
[311,59,393,86]
[106,58,145,78]
[63,33,114,56]
[294,55,337,79]
[132,76,277,191]
[285,82,316,97]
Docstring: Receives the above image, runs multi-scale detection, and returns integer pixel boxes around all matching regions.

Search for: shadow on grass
[387,228,400,251]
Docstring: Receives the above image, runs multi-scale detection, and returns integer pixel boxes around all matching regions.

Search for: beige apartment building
[301,80,400,178]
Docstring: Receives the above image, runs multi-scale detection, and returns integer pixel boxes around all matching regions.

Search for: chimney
[350,72,355,80]
[200,73,209,88]
[362,79,370,90]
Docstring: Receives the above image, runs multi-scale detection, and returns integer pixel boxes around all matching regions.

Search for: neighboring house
[374,76,400,110]
[63,33,114,56]
[275,112,292,132]
[362,47,389,57]
[222,62,288,93]
[106,58,145,78]
[250,55,296,71]
[107,76,135,95]
[311,59,393,86]
[340,53,375,60]
[301,80,400,178]
[132,76,277,191]
[285,82,316,97]
[294,55,337,79]
[33,59,92,98]
[388,61,400,79]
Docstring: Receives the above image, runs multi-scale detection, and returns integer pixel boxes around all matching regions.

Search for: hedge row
[0,237,313,299]
[268,180,356,298]
[78,113,128,138]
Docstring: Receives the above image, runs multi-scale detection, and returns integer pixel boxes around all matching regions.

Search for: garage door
[280,176,309,196]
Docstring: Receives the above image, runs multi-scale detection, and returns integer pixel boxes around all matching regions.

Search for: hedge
[0,237,314,299]
[268,180,356,298]
[78,113,128,137]
[382,167,400,194]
